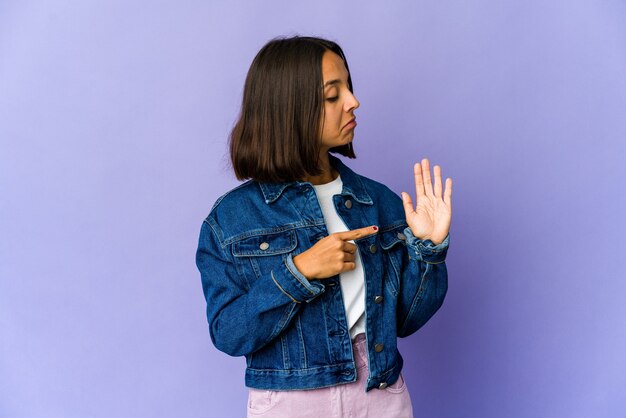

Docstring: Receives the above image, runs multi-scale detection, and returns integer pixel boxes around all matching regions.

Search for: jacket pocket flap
[380,225,408,250]
[232,230,297,257]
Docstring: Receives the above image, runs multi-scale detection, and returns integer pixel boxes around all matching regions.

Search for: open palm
[401,159,452,245]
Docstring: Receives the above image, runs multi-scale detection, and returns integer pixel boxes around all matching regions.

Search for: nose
[344,90,360,112]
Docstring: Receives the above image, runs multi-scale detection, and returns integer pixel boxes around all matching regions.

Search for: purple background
[1,1,625,417]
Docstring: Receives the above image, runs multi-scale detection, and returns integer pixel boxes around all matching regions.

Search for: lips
[343,118,357,130]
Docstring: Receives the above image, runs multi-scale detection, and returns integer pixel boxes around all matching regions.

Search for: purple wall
[1,1,625,417]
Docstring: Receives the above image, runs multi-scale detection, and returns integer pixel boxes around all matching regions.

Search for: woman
[196,36,452,417]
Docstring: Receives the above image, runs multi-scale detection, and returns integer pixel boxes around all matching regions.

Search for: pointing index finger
[336,225,379,241]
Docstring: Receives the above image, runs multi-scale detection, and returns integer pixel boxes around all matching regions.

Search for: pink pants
[247,333,413,417]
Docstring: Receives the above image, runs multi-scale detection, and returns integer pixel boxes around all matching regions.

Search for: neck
[302,152,338,185]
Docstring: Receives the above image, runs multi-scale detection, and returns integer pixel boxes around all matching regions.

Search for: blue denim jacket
[196,154,449,392]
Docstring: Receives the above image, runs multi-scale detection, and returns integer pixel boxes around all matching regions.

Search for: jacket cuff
[403,227,449,264]
[270,253,325,303]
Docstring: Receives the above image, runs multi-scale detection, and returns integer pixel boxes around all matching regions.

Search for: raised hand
[401,159,452,245]
[293,226,378,280]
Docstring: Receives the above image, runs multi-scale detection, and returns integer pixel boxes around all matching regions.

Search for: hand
[292,226,378,280]
[401,159,452,245]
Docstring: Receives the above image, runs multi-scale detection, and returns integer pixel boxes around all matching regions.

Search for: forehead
[322,51,349,85]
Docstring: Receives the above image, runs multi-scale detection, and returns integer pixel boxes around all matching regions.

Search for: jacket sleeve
[396,227,449,338]
[196,219,325,357]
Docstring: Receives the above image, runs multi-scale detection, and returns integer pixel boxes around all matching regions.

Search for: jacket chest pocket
[231,230,298,282]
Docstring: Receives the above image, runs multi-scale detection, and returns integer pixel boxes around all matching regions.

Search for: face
[319,51,360,152]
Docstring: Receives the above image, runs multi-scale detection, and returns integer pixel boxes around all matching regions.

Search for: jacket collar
[258,154,373,205]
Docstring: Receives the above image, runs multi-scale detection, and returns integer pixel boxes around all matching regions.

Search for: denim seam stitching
[246,363,355,373]
[399,263,430,333]
[271,271,300,304]
[223,221,325,245]
[296,316,307,368]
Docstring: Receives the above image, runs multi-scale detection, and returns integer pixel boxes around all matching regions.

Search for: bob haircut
[229,36,356,183]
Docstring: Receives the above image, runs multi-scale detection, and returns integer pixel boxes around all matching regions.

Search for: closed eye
[326,96,339,102]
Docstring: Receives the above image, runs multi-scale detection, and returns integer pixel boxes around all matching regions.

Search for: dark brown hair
[229,36,356,182]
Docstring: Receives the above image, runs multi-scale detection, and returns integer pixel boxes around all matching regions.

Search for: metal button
[259,242,270,250]
[369,244,378,254]
[374,295,384,304]
[397,232,406,240]
[378,382,388,390]
[344,199,352,209]
[374,343,384,352]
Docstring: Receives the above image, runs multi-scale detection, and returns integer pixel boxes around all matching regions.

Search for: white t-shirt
[312,174,366,339]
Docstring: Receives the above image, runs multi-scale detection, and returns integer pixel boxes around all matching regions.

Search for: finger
[401,192,415,216]
[342,241,357,254]
[341,262,356,272]
[444,178,452,206]
[421,158,433,196]
[414,163,425,198]
[336,225,378,241]
[343,252,356,263]
[433,165,442,198]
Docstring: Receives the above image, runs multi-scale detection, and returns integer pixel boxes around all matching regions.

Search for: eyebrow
[323,79,341,88]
